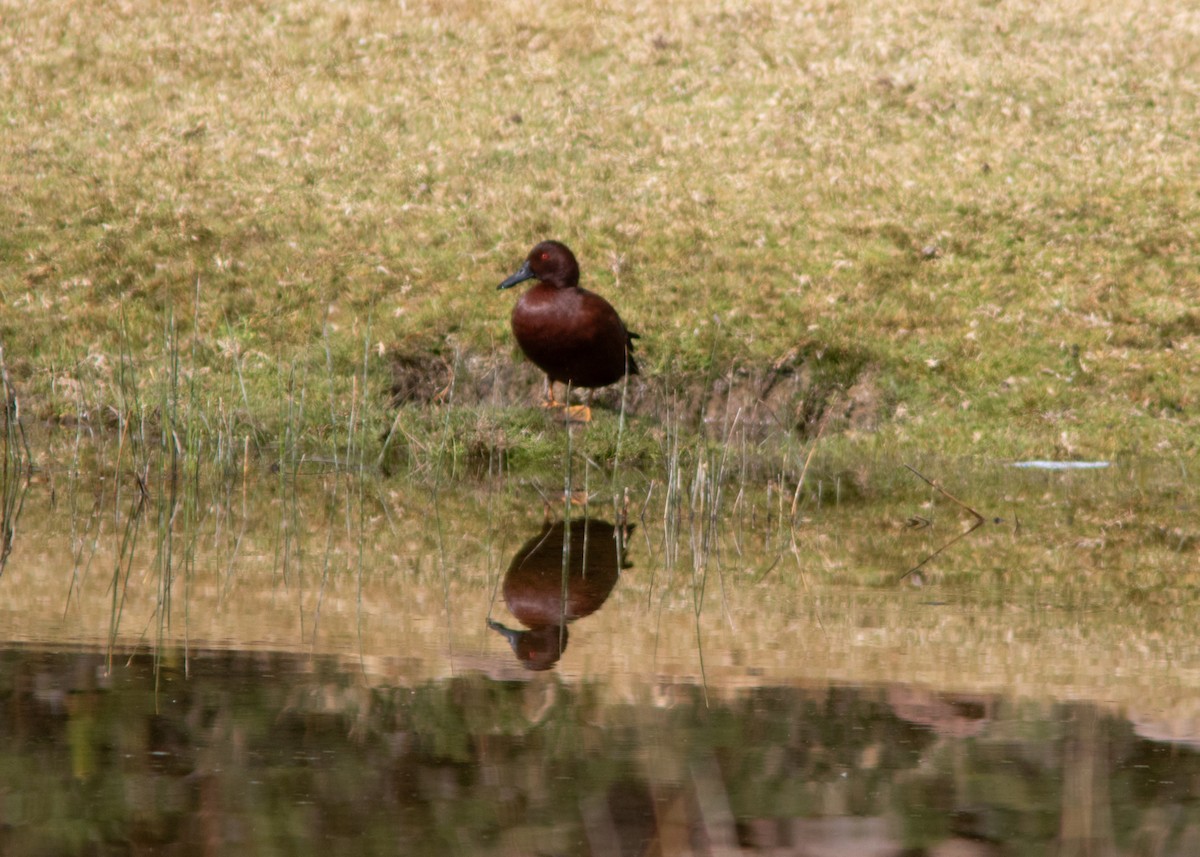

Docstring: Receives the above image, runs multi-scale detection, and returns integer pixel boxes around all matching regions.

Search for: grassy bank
[1,0,1197,473]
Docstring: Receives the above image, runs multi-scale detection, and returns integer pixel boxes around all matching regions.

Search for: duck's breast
[512,286,632,387]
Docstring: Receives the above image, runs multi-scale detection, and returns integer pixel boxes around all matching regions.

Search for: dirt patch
[695,358,885,439]
[389,345,885,441]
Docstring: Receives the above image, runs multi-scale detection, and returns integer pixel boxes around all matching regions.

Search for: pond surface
[0,450,1198,854]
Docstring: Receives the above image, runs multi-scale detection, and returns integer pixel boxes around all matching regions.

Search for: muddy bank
[388,346,887,440]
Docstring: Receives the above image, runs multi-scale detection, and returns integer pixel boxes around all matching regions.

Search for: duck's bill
[498,260,534,290]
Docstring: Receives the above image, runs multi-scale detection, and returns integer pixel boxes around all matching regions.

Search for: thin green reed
[559,403,575,650]
[116,305,150,492]
[104,308,146,667]
[153,307,180,668]
[106,485,146,672]
[688,449,711,703]
[354,318,373,664]
[709,412,741,631]
[661,406,683,576]
[305,306,345,646]
[222,311,258,467]
[274,359,306,590]
[428,349,460,666]
[0,342,27,575]
[646,404,682,666]
[347,312,372,469]
[306,312,372,649]
[0,340,32,478]
[64,379,96,612]
[146,282,206,677]
[178,276,208,673]
[309,471,339,648]
[0,446,27,580]
[321,307,340,471]
[609,343,633,520]
[431,348,460,483]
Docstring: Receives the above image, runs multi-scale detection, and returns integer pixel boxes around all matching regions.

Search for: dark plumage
[487,518,630,670]
[497,241,638,410]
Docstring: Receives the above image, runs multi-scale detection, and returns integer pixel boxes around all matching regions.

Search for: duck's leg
[563,389,593,423]
[540,376,561,409]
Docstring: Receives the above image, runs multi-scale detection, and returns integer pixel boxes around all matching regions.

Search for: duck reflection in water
[488,517,632,671]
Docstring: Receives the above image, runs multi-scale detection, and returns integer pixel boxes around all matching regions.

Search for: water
[0,450,1198,854]
[4,647,1200,855]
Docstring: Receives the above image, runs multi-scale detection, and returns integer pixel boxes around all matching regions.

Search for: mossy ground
[1,0,1197,477]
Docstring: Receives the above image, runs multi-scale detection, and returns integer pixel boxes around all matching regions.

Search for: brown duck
[487,517,631,671]
[498,240,638,420]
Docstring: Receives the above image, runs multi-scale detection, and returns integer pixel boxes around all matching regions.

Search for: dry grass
[1,0,1197,466]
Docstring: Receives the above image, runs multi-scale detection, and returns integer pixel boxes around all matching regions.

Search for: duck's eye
[540,252,550,261]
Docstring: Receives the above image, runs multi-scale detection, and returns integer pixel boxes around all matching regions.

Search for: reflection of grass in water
[650,406,804,702]
[63,382,96,613]
[77,302,391,668]
[0,354,30,576]
[4,432,1199,706]
[607,438,1200,687]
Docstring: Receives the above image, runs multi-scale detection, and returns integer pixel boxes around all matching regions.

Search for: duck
[487,517,631,670]
[497,240,638,420]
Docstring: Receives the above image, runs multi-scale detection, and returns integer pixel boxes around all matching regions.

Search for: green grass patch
[2,0,1197,475]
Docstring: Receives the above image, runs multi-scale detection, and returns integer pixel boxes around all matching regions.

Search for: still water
[0,452,1198,854]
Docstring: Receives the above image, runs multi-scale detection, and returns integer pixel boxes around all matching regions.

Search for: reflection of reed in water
[488,518,632,670]
[0,343,31,577]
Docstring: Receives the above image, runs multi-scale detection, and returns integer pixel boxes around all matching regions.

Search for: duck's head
[498,240,580,290]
